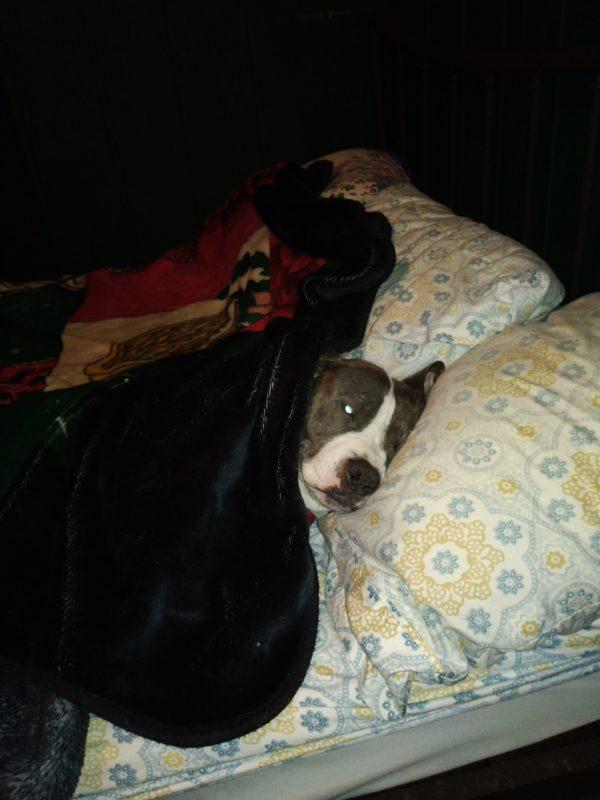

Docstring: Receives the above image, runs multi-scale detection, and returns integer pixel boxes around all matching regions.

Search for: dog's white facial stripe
[301,382,396,493]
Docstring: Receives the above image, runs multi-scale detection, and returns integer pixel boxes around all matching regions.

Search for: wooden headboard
[371,17,600,301]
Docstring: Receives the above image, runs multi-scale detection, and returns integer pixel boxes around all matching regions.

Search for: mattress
[172,671,600,800]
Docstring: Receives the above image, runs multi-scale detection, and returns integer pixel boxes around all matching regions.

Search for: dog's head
[299,358,444,515]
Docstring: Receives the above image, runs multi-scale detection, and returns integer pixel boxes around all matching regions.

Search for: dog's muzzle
[308,457,381,512]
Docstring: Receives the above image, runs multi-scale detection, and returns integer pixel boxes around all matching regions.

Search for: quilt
[0,158,395,748]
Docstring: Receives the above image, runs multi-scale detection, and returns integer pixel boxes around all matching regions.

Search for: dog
[299,358,444,516]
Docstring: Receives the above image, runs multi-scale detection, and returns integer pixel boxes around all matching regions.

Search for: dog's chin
[309,486,369,513]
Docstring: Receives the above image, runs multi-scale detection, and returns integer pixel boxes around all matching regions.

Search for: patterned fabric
[0,163,327,498]
[344,171,564,375]
[0,161,326,398]
[74,524,600,798]
[70,153,597,799]
[329,294,600,705]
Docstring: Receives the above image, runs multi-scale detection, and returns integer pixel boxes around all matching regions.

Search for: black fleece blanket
[0,161,395,746]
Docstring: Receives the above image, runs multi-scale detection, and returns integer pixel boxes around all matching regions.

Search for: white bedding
[170,671,600,800]
[74,525,600,799]
[73,151,599,800]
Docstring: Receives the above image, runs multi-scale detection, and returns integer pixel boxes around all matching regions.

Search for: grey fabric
[167,672,600,800]
[0,666,89,800]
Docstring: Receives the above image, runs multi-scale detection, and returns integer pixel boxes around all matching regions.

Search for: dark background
[1,0,599,293]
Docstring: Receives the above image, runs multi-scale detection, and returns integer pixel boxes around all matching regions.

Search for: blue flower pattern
[485,396,507,413]
[467,607,492,634]
[396,342,418,360]
[109,764,137,787]
[448,496,474,518]
[423,606,441,628]
[494,521,522,545]
[402,504,426,523]
[367,584,380,602]
[112,726,135,744]
[265,740,288,752]
[386,320,403,335]
[558,588,594,616]
[497,569,524,595]
[467,319,486,338]
[502,362,525,376]
[390,286,414,303]
[561,364,586,380]
[539,457,568,479]
[212,740,241,758]
[432,549,459,575]
[360,634,382,659]
[379,541,398,563]
[300,696,324,707]
[570,425,596,445]
[300,710,329,734]
[453,389,473,404]
[458,438,497,466]
[548,499,575,524]
[535,389,558,407]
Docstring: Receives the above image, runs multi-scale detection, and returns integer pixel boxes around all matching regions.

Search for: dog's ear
[314,352,341,380]
[404,360,445,396]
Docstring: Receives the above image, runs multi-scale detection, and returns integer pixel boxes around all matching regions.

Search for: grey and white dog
[299,357,444,515]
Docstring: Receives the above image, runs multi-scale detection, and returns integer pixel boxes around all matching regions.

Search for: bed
[2,145,597,799]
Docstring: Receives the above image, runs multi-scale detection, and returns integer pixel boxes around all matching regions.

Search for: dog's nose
[345,458,380,497]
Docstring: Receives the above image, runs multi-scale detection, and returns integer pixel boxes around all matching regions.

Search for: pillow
[320,294,600,712]
[318,149,564,376]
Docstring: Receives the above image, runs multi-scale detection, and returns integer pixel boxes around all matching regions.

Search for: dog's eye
[343,403,354,416]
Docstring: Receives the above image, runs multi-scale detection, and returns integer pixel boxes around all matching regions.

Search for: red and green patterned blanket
[0,161,328,492]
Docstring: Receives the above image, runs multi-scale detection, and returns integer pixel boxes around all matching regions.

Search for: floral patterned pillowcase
[322,295,600,698]
[345,177,565,378]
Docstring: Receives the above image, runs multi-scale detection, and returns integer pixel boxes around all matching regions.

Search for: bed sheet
[171,671,600,800]
[74,523,600,799]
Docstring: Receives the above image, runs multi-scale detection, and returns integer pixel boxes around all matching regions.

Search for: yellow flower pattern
[445,420,462,432]
[241,705,297,745]
[521,620,542,638]
[77,719,119,791]
[465,342,565,398]
[424,468,444,483]
[563,452,600,526]
[346,564,399,638]
[162,751,185,770]
[497,477,518,495]
[566,633,600,649]
[517,424,537,438]
[544,551,566,571]
[394,514,504,616]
